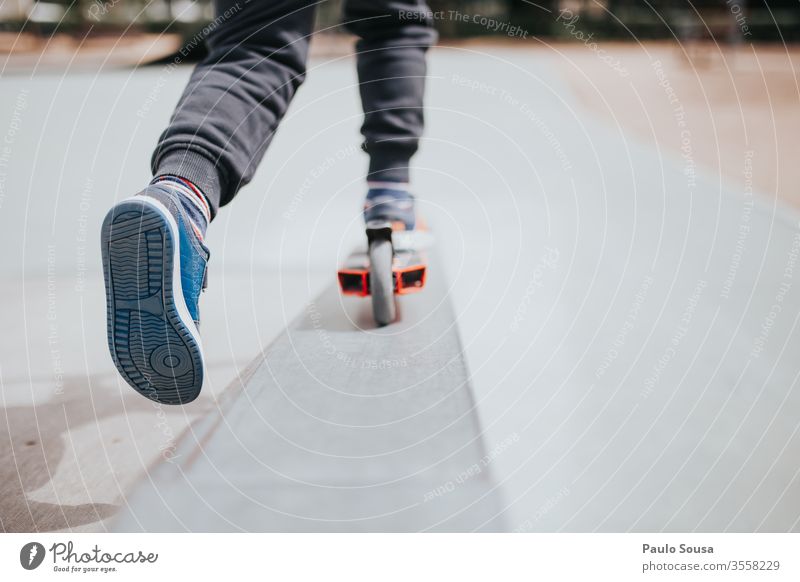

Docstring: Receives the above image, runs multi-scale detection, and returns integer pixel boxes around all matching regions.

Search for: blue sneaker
[101,186,209,404]
[363,186,416,231]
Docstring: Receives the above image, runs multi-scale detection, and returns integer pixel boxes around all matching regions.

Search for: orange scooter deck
[337,248,427,297]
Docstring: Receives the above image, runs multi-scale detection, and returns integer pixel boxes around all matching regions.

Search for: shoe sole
[101,196,205,404]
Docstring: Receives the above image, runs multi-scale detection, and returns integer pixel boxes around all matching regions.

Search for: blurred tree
[2,0,798,41]
[509,0,557,36]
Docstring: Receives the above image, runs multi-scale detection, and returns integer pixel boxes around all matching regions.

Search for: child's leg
[103,0,318,403]
[343,0,437,230]
[153,0,318,218]
[343,0,437,185]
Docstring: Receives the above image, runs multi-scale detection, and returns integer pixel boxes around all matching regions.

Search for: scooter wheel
[368,238,396,326]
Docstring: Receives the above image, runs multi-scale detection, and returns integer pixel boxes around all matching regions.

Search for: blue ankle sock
[364,181,415,230]
[150,175,211,240]
[366,181,410,198]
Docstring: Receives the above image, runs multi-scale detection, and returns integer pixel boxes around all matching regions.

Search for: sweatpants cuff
[153,150,224,218]
[367,145,414,183]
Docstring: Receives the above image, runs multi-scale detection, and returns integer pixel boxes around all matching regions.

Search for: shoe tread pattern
[101,201,202,404]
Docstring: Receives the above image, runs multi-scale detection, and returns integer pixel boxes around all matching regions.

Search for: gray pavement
[2,45,800,532]
[113,255,504,532]
[427,49,800,532]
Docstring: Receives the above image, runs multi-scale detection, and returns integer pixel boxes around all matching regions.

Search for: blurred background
[2,0,800,68]
[2,1,800,533]
[2,0,800,44]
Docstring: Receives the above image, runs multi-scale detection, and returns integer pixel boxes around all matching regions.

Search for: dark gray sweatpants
[152,0,437,217]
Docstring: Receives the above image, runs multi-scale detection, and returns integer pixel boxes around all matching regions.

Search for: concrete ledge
[112,256,505,532]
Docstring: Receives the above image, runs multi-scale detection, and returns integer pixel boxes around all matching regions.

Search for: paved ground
[113,255,505,532]
[434,47,800,532]
[2,41,800,532]
[557,41,800,209]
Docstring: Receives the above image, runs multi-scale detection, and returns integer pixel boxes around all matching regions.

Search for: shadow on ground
[0,375,188,532]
